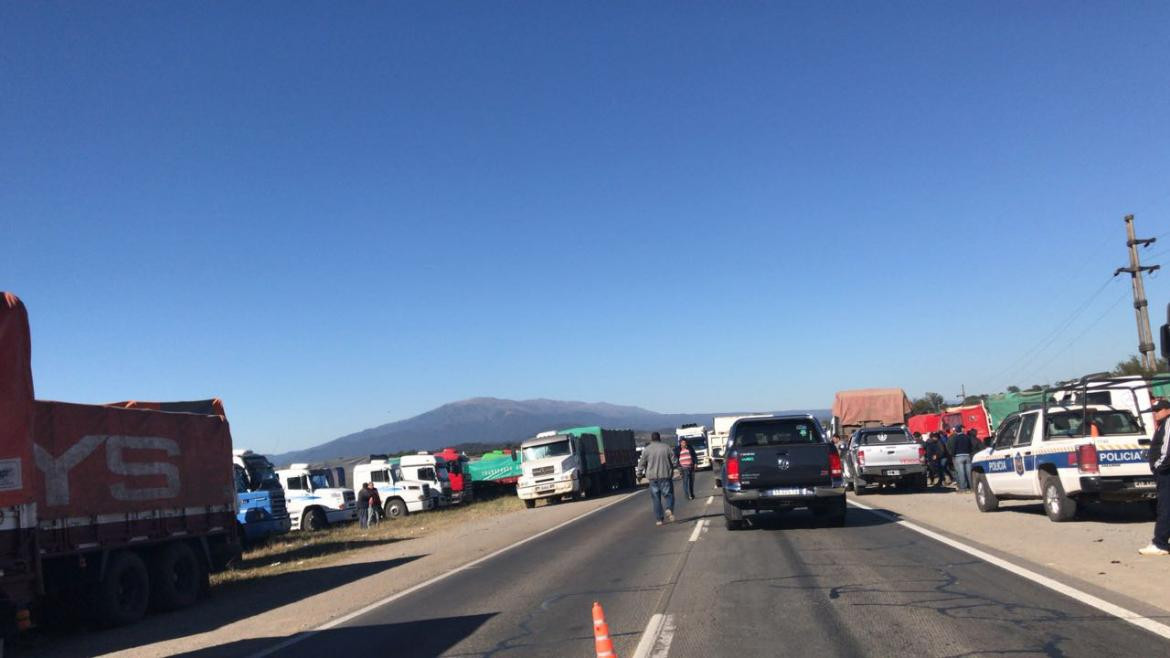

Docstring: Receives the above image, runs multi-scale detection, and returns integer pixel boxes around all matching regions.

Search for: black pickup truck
[720,414,847,530]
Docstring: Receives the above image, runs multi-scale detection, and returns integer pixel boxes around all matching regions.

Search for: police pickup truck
[972,402,1154,521]
[842,426,927,494]
[720,414,846,530]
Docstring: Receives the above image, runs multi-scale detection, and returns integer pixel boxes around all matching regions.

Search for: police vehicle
[971,374,1168,522]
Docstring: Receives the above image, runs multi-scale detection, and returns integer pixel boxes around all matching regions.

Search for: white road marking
[632,612,676,658]
[848,500,1170,640]
[248,490,643,658]
[705,495,713,505]
[688,519,706,542]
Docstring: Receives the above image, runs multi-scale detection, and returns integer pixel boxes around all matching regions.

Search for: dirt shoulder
[22,492,635,658]
[848,487,1170,618]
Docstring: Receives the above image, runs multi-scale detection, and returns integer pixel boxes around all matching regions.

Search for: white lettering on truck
[32,435,181,506]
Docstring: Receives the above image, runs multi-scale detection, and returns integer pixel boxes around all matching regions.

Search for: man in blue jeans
[949,426,975,492]
[637,432,679,526]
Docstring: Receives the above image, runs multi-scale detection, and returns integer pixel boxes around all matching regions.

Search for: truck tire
[94,551,150,626]
[723,497,746,531]
[523,498,536,509]
[1042,475,1077,522]
[384,499,408,520]
[852,476,867,496]
[973,473,999,512]
[303,508,327,532]
[149,542,200,611]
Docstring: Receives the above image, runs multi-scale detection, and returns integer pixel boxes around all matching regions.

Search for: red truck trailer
[0,293,239,634]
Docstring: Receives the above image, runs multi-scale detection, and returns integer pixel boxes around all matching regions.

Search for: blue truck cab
[233,449,292,545]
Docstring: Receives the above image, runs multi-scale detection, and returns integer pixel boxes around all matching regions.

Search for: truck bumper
[725,484,846,510]
[242,517,290,541]
[857,464,925,483]
[517,480,578,500]
[326,509,357,524]
[406,498,436,513]
[1079,475,1158,501]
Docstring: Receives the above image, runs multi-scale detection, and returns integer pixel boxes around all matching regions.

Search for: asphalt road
[201,471,1170,657]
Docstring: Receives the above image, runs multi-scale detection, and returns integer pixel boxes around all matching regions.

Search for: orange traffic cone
[592,601,617,658]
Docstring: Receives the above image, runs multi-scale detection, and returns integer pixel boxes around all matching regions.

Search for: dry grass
[214,495,525,586]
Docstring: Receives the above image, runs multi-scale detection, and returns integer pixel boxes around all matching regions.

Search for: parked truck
[516,426,637,508]
[0,293,240,633]
[397,453,455,506]
[829,388,912,440]
[434,448,473,503]
[232,449,292,545]
[353,458,437,519]
[277,463,358,531]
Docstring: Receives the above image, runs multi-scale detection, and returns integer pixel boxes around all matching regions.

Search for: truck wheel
[149,542,200,611]
[384,499,408,520]
[852,476,867,496]
[1042,475,1077,522]
[723,497,746,531]
[94,551,150,626]
[974,473,999,512]
[523,498,536,509]
[303,508,328,532]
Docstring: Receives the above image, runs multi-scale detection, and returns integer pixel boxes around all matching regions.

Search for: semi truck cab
[517,431,582,506]
[277,463,358,531]
[232,450,291,544]
[354,459,437,519]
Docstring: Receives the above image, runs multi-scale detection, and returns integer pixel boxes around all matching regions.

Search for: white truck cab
[398,453,455,506]
[972,401,1157,521]
[517,431,581,507]
[676,424,712,470]
[354,459,437,519]
[276,464,358,531]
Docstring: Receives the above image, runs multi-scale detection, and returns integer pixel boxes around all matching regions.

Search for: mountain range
[272,397,829,465]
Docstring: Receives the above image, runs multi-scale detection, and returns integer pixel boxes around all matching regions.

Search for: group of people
[917,427,983,491]
[635,431,701,526]
[356,481,382,529]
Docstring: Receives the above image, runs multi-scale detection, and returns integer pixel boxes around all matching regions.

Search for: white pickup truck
[972,403,1156,521]
[843,426,927,494]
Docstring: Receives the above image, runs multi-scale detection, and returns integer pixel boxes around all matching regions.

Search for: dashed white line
[848,500,1170,640]
[248,490,642,658]
[632,613,675,658]
[705,495,713,505]
[688,518,706,542]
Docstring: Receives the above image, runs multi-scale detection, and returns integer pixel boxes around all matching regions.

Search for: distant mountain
[272,397,828,466]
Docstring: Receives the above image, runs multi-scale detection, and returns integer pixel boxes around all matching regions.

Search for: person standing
[1139,400,1170,555]
[357,482,372,529]
[675,438,698,501]
[637,432,679,525]
[924,433,944,487]
[935,432,953,486]
[949,426,975,492]
[368,483,382,526]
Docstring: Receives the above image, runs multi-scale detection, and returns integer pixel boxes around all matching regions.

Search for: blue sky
[4,3,1169,454]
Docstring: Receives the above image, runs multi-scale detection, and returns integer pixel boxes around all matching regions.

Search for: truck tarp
[0,293,35,508]
[831,389,912,427]
[560,426,637,472]
[467,454,523,483]
[984,391,1047,428]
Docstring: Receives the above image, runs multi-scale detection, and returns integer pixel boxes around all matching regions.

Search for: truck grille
[343,490,355,503]
[271,490,289,519]
[533,466,555,476]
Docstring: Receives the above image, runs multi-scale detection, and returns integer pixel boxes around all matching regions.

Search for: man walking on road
[675,438,698,501]
[1139,400,1170,556]
[357,482,373,529]
[949,426,975,492]
[637,432,679,525]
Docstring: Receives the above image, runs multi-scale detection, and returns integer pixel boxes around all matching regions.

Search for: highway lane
[233,470,1170,657]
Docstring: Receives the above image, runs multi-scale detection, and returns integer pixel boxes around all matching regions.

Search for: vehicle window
[1045,410,1141,438]
[733,419,822,447]
[309,473,331,489]
[856,430,913,446]
[416,466,437,482]
[994,416,1020,449]
[370,469,389,483]
[523,439,571,461]
[1014,414,1036,447]
[286,475,308,491]
[233,465,249,494]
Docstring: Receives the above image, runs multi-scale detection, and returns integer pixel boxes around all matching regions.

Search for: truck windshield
[243,457,281,491]
[733,420,822,447]
[446,459,462,475]
[416,467,437,482]
[233,465,249,494]
[391,464,406,482]
[1046,410,1142,438]
[437,465,450,482]
[308,471,334,489]
[688,438,708,450]
[523,439,571,461]
[856,431,913,446]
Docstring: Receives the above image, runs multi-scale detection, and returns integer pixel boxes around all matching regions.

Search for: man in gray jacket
[637,432,679,525]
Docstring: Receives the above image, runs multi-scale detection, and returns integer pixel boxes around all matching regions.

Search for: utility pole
[1113,214,1160,371]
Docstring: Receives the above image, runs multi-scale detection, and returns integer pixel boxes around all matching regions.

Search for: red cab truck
[0,293,239,634]
[434,448,472,503]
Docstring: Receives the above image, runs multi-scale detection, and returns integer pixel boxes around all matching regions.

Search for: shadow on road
[996,500,1155,525]
[22,555,425,657]
[174,612,498,658]
[734,506,895,531]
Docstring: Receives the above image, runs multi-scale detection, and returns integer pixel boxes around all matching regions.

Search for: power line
[1031,289,1131,380]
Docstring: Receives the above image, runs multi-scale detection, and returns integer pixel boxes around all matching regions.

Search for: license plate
[884,469,902,476]
[536,484,555,492]
[1134,480,1155,489]
[766,487,807,496]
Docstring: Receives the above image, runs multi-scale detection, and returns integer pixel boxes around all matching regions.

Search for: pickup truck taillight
[828,451,842,478]
[1077,444,1099,474]
[726,455,740,484]
[857,449,866,469]
[918,445,926,464]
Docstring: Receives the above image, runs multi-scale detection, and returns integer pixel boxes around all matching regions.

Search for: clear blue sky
[4,3,1169,454]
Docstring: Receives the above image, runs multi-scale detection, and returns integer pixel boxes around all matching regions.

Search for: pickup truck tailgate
[859,443,920,468]
[731,418,831,489]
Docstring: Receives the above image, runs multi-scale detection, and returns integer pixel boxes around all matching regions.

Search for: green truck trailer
[467,450,523,486]
[516,426,638,507]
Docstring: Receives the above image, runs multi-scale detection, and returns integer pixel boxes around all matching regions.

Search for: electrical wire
[1030,289,1131,380]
